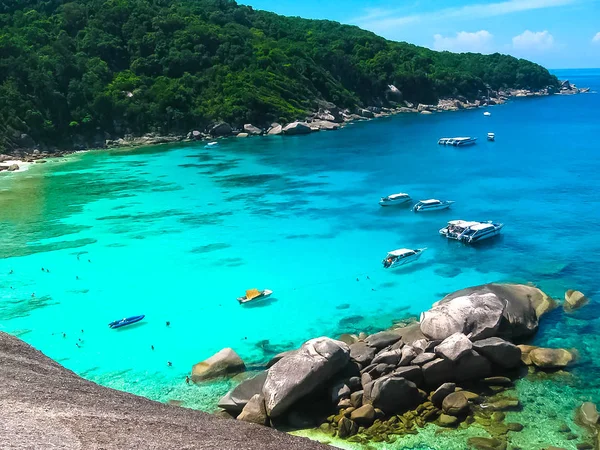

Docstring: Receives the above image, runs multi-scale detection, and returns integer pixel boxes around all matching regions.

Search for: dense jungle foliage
[0,0,559,150]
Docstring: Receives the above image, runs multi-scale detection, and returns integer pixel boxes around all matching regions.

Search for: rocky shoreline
[191,283,598,450]
[1,81,590,165]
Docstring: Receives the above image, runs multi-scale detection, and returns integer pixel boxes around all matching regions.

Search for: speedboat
[379,193,412,206]
[204,141,219,149]
[382,248,426,269]
[109,315,145,329]
[451,137,477,147]
[439,220,482,239]
[238,288,273,304]
[484,111,491,116]
[413,199,455,212]
[487,132,495,141]
[458,222,503,243]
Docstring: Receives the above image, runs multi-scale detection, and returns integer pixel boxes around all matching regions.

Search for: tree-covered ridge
[0,0,558,150]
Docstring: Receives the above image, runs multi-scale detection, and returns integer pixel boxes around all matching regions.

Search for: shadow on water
[112,321,148,332]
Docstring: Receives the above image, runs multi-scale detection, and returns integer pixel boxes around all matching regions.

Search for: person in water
[167,361,172,367]
[185,376,190,385]
[166,321,170,327]
[151,345,154,350]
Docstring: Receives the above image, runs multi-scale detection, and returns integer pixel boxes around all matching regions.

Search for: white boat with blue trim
[457,222,503,243]
[413,199,455,212]
[382,248,426,269]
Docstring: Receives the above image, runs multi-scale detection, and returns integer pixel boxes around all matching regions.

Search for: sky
[242,0,600,69]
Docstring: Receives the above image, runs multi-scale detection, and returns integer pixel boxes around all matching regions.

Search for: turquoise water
[1,69,599,448]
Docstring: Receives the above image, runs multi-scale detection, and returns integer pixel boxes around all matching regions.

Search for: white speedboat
[439,220,482,239]
[451,137,477,147]
[379,193,412,206]
[237,288,273,304]
[413,199,455,212]
[487,132,495,141]
[382,248,426,269]
[484,111,491,116]
[458,222,503,243]
[204,141,219,149]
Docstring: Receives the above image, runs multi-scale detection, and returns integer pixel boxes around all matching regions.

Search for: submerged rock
[438,413,458,427]
[262,337,350,417]
[467,437,506,450]
[564,290,589,311]
[442,392,469,416]
[577,402,599,427]
[529,348,574,369]
[192,348,245,383]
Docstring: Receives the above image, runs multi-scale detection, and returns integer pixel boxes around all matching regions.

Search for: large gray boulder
[372,348,402,365]
[349,341,377,366]
[392,365,422,384]
[192,348,245,383]
[219,372,268,415]
[267,123,283,135]
[420,284,551,341]
[312,120,340,131]
[399,345,418,366]
[282,122,312,135]
[364,375,420,414]
[422,358,454,387]
[472,337,522,369]
[435,333,472,361]
[243,124,262,135]
[262,337,350,417]
[412,352,436,366]
[207,122,232,136]
[454,351,492,382]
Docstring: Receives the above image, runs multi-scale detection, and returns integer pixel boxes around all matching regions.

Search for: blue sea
[1,69,599,449]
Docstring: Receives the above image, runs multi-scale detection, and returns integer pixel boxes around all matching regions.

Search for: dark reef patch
[191,243,232,254]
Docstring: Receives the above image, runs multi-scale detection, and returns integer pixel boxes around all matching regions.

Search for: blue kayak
[109,315,145,329]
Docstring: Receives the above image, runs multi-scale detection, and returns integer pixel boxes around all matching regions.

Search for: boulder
[243,124,262,135]
[349,341,376,366]
[347,376,361,391]
[472,337,522,369]
[337,334,358,346]
[350,390,363,408]
[267,124,283,135]
[192,348,245,383]
[331,382,351,404]
[337,417,358,438]
[282,122,312,135]
[372,348,402,365]
[218,372,267,415]
[564,290,588,311]
[412,352,436,366]
[236,133,249,138]
[411,339,429,353]
[365,375,420,414]
[454,350,492,382]
[18,133,36,148]
[365,330,403,349]
[191,130,202,140]
[422,358,453,387]
[435,333,472,361]
[207,122,232,136]
[431,382,456,407]
[7,164,19,172]
[312,120,340,131]
[420,110,433,115]
[516,344,537,365]
[236,394,268,426]
[399,345,418,366]
[577,402,599,427]
[442,392,469,416]
[467,437,506,450]
[438,414,458,427]
[266,350,297,369]
[350,404,376,426]
[356,108,374,118]
[421,284,551,341]
[393,366,422,384]
[529,348,574,369]
[262,337,350,417]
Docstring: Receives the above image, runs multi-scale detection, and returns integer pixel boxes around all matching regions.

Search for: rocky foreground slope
[0,332,328,450]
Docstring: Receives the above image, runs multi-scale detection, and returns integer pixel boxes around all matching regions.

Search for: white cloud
[354,0,575,32]
[512,30,555,51]
[593,32,600,43]
[433,31,495,54]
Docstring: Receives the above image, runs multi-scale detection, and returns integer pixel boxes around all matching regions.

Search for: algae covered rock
[192,348,245,383]
[529,348,574,369]
[438,413,458,427]
[350,404,376,426]
[442,392,469,416]
[262,337,350,417]
[467,437,506,450]
[338,416,358,438]
[577,402,599,426]
[431,382,456,407]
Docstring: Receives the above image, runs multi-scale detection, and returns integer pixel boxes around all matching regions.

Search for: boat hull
[459,225,503,244]
[383,249,425,269]
[109,315,145,329]
[238,290,273,304]
[379,198,411,206]
[414,203,453,212]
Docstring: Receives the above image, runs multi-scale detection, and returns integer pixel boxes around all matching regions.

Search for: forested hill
[0,0,558,151]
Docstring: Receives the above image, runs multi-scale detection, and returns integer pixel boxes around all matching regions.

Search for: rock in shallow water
[262,337,350,417]
[431,382,456,407]
[364,374,420,414]
[472,337,522,369]
[435,332,472,361]
[529,348,574,369]
[442,392,469,416]
[564,289,589,311]
[192,348,245,383]
[218,372,267,415]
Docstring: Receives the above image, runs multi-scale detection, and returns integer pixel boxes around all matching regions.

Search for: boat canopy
[469,223,494,231]
[245,288,261,300]
[387,193,409,199]
[387,248,415,257]
[420,199,441,205]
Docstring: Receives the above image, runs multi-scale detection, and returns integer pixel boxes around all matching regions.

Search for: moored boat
[458,222,503,243]
[438,137,477,146]
[379,193,412,206]
[238,288,273,304]
[439,220,482,239]
[204,141,219,149]
[413,199,455,212]
[484,111,491,116]
[487,132,495,141]
[382,248,426,269]
[109,315,145,329]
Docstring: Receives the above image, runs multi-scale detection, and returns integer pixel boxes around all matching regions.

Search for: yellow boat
[237,288,273,304]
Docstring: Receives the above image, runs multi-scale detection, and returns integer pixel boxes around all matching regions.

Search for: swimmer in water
[167,361,172,367]
[185,376,190,385]
[166,321,170,327]
[151,345,154,350]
